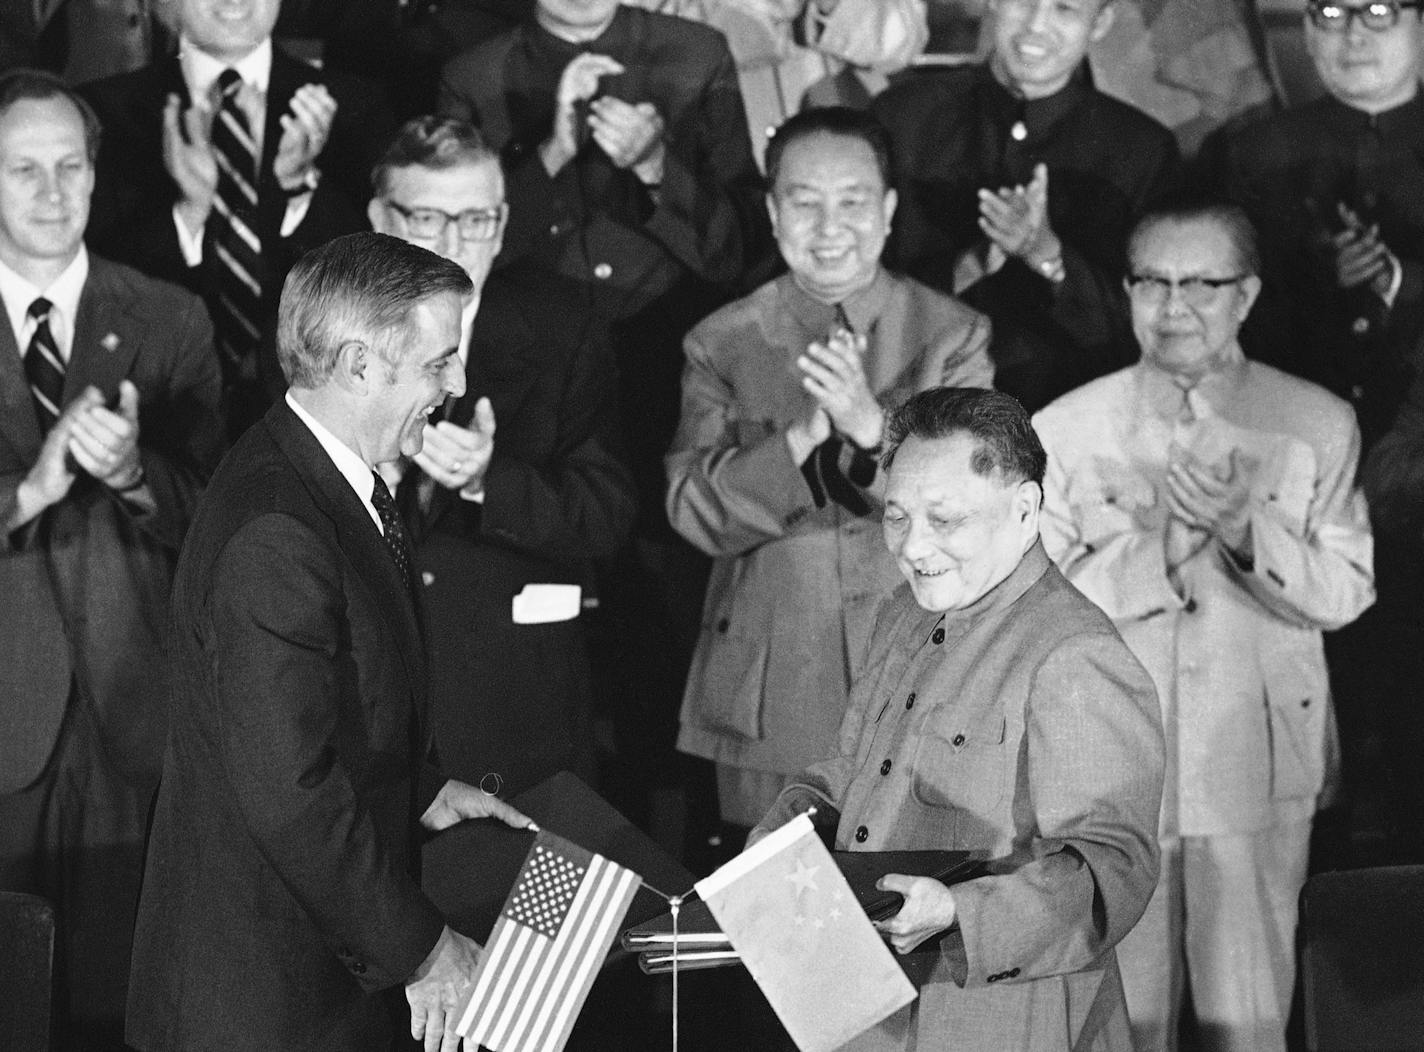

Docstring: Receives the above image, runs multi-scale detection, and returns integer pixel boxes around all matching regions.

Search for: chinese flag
[694,813,916,1052]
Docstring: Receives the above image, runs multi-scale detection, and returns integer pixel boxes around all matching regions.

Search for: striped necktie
[209,68,264,384]
[23,297,64,433]
[371,471,417,602]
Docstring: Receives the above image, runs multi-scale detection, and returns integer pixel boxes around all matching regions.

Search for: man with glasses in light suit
[367,117,635,801]
[1033,204,1375,1051]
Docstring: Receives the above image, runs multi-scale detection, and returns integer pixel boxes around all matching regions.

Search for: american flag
[454,830,641,1052]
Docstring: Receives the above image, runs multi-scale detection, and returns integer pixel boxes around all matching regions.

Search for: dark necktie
[208,68,264,384]
[370,471,417,601]
[23,297,64,433]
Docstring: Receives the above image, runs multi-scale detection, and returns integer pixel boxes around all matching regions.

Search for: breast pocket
[910,714,1009,814]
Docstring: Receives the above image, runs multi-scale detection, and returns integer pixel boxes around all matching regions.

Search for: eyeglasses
[384,200,505,242]
[1126,273,1246,306]
[1307,0,1420,32]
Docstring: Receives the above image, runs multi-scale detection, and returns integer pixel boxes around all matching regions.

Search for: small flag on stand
[694,813,917,1052]
[454,830,640,1052]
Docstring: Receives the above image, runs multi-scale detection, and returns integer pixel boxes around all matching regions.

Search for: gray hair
[277,232,472,388]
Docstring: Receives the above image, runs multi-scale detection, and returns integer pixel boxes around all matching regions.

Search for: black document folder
[422,771,696,964]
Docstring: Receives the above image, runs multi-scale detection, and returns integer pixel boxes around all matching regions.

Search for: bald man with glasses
[368,117,636,800]
[1033,204,1374,1052]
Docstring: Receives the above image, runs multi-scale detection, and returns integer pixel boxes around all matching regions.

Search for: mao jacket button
[880,759,892,775]
[854,825,868,843]
[931,628,945,644]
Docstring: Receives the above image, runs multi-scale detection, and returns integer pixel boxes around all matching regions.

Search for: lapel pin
[101,333,121,352]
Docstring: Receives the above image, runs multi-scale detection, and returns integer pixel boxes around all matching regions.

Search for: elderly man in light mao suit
[1034,203,1375,1052]
[667,107,992,833]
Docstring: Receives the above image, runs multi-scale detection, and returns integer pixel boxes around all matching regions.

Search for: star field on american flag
[507,845,584,939]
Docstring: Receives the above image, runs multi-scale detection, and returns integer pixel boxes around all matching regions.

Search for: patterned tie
[208,68,264,384]
[23,297,64,433]
[370,471,417,601]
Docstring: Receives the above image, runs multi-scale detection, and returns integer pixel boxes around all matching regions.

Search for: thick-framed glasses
[385,200,505,242]
[1126,273,1246,307]
[1307,0,1420,32]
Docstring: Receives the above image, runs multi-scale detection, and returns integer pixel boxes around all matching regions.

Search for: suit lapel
[266,402,427,711]
[66,259,141,404]
[0,289,40,464]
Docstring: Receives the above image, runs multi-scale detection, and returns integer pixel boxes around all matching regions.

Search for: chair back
[1301,865,1424,1051]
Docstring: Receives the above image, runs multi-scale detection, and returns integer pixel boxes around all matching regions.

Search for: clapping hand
[978,163,1062,275]
[274,83,336,191]
[162,93,219,234]
[1165,449,1252,555]
[543,53,626,176]
[797,328,883,450]
[588,96,666,185]
[415,397,495,496]
[1333,203,1398,301]
[68,380,143,491]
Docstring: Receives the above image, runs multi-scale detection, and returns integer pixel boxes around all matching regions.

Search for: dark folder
[422,771,695,964]
[624,849,985,984]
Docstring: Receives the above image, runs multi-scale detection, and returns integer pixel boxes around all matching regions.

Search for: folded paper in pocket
[512,583,582,624]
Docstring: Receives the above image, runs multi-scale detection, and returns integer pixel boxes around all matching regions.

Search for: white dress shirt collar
[458,293,480,367]
[0,246,89,362]
[285,390,384,534]
[179,35,273,103]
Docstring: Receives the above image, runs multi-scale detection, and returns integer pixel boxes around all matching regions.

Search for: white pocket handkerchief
[511,583,581,625]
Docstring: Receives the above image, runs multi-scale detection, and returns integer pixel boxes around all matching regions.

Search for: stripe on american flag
[455,832,640,1052]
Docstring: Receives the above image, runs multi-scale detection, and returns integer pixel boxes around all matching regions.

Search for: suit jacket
[0,254,222,794]
[1035,353,1375,836]
[759,543,1164,1051]
[872,64,1180,411]
[80,48,391,409]
[667,269,993,786]
[127,399,446,1052]
[403,269,636,798]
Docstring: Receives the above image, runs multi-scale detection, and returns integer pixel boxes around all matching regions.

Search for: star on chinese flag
[694,814,915,1052]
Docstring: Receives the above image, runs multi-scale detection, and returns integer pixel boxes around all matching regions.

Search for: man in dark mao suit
[80,0,393,437]
[126,232,532,1052]
[0,70,222,1051]
[368,117,636,797]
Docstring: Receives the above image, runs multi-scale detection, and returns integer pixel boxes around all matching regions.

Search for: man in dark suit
[437,0,770,842]
[127,231,533,1052]
[79,0,392,438]
[0,70,222,1050]
[368,117,636,799]
[872,0,1180,411]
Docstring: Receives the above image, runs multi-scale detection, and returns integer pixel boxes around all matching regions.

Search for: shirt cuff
[173,206,204,266]
[280,193,314,238]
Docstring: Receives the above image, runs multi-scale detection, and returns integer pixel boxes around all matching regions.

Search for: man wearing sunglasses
[1034,204,1375,1051]
[1211,0,1424,880]
[367,116,635,802]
